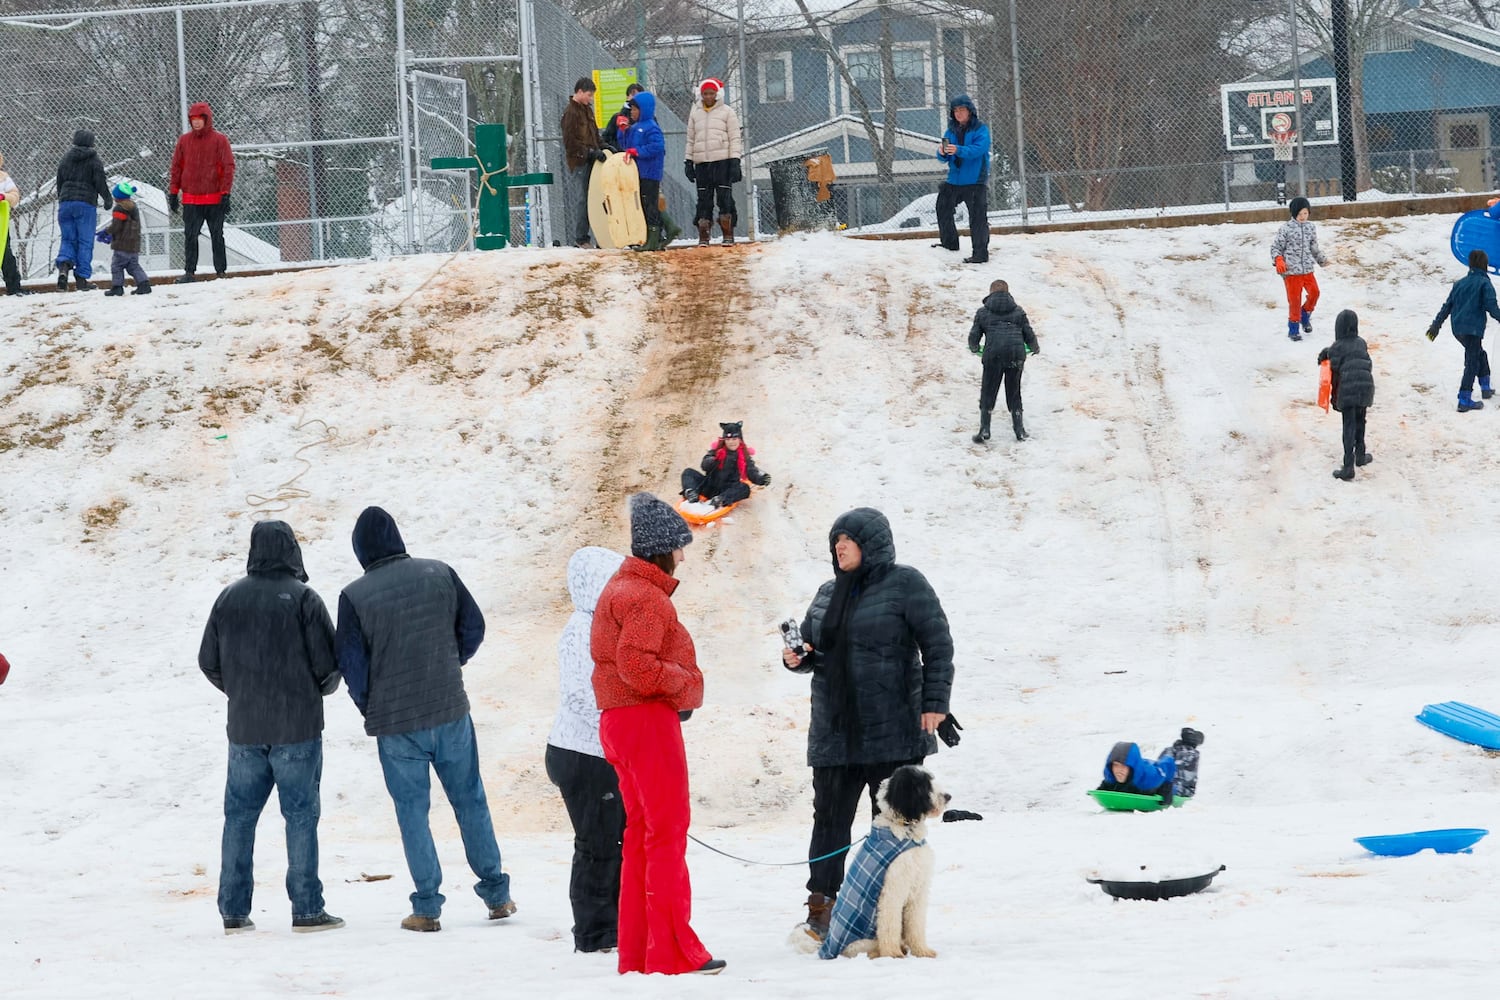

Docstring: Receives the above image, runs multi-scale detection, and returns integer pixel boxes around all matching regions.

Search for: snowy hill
[3,220,1499,998]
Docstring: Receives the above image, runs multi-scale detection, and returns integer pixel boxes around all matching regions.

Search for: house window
[759,52,792,103]
[840,46,930,111]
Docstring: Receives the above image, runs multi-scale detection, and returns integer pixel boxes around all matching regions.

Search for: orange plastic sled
[1318,359,1331,412]
[676,498,741,525]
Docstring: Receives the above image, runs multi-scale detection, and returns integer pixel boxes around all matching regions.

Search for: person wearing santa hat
[684,78,742,247]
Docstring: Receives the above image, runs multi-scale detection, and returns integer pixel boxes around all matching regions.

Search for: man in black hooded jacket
[198,519,343,935]
[968,279,1039,443]
[53,129,111,291]
[780,507,955,940]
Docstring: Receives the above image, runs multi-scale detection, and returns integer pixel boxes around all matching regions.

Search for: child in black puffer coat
[967,279,1039,442]
[1317,309,1375,481]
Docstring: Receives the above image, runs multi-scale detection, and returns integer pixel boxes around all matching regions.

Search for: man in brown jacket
[561,77,604,248]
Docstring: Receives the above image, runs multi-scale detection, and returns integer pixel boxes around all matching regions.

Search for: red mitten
[0,652,9,685]
[1275,256,1288,275]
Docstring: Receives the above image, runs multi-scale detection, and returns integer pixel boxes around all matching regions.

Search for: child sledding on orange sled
[679,421,771,511]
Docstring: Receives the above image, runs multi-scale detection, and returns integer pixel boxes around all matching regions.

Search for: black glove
[728,157,742,184]
[167,191,179,214]
[684,159,696,182]
[942,809,983,822]
[678,709,694,722]
[937,713,963,748]
[590,148,607,163]
[219,192,231,215]
[754,473,771,487]
[1426,325,1439,342]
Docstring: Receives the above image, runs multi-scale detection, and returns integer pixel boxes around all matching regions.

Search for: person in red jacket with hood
[590,493,724,976]
[168,101,236,282]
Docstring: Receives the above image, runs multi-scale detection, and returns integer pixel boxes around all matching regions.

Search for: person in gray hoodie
[198,520,344,935]
[335,505,515,932]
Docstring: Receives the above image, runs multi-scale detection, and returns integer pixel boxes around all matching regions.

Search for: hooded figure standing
[1427,249,1500,412]
[335,506,515,932]
[545,545,628,954]
[684,78,742,246]
[621,91,668,251]
[198,520,344,935]
[781,508,955,942]
[968,279,1039,443]
[168,101,236,282]
[53,129,111,291]
[1318,309,1375,481]
[934,95,991,264]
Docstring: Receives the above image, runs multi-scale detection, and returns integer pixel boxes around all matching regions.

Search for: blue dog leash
[686,833,866,867]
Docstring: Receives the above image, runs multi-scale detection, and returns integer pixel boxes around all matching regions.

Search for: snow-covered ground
[3,218,1499,998]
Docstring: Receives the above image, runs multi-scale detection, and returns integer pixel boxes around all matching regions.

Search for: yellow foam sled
[587,151,646,249]
[0,200,9,262]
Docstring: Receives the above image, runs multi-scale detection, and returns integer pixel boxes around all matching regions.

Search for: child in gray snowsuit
[1270,196,1328,342]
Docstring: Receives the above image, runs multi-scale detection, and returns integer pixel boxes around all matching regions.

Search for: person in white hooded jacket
[684,78,743,246]
[545,546,627,954]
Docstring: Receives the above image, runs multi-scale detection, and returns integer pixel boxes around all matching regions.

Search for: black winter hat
[629,492,693,558]
[719,421,743,439]
[1288,196,1310,219]
[73,129,95,148]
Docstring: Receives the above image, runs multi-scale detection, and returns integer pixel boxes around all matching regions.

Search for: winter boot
[1332,463,1355,481]
[1356,451,1373,466]
[1300,308,1313,334]
[1170,730,1203,799]
[697,218,712,247]
[632,224,661,252]
[1482,376,1495,400]
[1458,390,1484,412]
[803,892,835,942]
[75,277,94,292]
[1286,320,1302,342]
[487,901,518,920]
[104,285,125,297]
[661,212,682,246]
[1012,410,1028,441]
[56,263,70,290]
[132,281,152,295]
[400,914,441,932]
[972,409,991,444]
[719,213,734,246]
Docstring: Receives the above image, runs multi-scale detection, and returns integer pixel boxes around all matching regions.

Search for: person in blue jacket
[1098,741,1177,804]
[621,91,667,252]
[1427,249,1500,412]
[934,94,991,264]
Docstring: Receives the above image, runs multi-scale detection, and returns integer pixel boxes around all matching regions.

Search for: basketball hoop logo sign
[1220,77,1339,151]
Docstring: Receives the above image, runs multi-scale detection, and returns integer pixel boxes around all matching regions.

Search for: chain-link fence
[5,0,1496,278]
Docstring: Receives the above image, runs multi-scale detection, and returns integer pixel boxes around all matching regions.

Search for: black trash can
[767,149,839,233]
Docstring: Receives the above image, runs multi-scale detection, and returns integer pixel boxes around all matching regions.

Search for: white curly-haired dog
[810,765,950,960]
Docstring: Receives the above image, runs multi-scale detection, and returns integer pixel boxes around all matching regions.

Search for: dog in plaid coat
[817,766,949,959]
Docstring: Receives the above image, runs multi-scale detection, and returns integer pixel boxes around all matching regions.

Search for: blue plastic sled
[1415,701,1500,750]
[1450,207,1500,274]
[1355,828,1488,857]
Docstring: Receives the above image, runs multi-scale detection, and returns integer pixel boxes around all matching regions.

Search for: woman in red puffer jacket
[589,493,723,977]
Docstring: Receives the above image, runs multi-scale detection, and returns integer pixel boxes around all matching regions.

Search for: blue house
[646,0,989,228]
[1241,9,1500,195]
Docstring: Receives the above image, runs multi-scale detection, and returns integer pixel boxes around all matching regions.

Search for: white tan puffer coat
[686,100,743,165]
[0,151,18,208]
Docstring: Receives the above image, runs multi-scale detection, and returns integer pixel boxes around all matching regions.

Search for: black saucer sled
[1086,865,1225,901]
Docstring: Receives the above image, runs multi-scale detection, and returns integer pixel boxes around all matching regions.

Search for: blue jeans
[377,714,510,918]
[219,738,325,920]
[56,201,97,279]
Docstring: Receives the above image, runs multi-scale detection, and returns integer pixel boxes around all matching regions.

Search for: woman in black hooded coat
[780,507,955,940]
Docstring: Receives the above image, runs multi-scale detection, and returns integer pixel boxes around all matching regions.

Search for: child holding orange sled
[679,421,770,508]
[1271,196,1329,342]
[1317,309,1374,481]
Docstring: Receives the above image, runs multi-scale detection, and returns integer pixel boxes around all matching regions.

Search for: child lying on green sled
[1098,728,1204,805]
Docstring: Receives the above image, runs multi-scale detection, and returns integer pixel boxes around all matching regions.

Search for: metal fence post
[174,7,189,127]
[394,0,416,252]
[1008,0,1027,228]
[737,0,755,241]
[1222,160,1230,210]
[1044,174,1051,222]
[1408,149,1415,195]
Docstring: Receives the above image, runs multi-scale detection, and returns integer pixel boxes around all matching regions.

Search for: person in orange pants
[1270,196,1329,342]
[591,493,725,976]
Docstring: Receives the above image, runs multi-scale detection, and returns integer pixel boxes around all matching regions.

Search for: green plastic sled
[1088,789,1181,812]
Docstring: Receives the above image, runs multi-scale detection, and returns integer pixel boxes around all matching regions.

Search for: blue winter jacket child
[1098,741,1176,801]
[623,92,666,182]
[1430,265,1500,339]
[936,94,990,187]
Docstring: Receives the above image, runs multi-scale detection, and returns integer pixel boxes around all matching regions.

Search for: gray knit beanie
[629,492,693,558]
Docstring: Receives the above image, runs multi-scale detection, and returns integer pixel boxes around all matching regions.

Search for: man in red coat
[168,101,236,282]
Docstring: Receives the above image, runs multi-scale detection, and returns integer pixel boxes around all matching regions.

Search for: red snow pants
[1283,272,1320,322]
[599,702,713,975]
